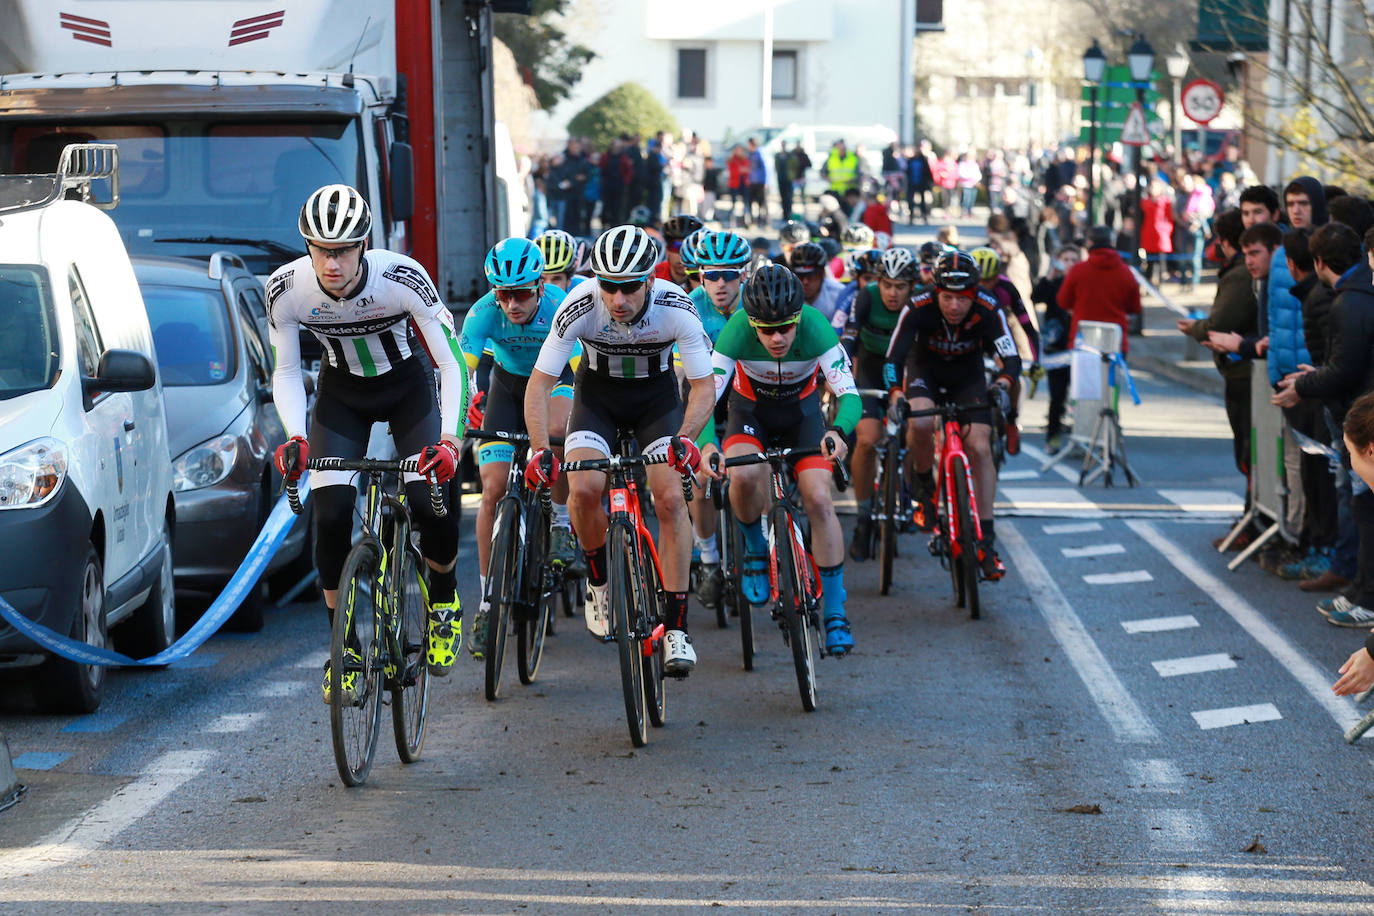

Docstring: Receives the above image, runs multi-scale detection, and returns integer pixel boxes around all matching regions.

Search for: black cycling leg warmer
[407,479,458,593]
[313,484,359,594]
[981,518,996,547]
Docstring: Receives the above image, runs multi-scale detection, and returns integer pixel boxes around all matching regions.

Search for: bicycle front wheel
[518,501,554,685]
[484,498,520,701]
[639,540,667,728]
[331,541,385,787]
[724,500,754,671]
[952,456,981,620]
[774,508,819,712]
[609,525,648,747]
[391,543,429,763]
[878,435,899,596]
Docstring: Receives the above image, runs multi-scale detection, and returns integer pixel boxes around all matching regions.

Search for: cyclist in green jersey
[842,247,919,560]
[700,264,861,654]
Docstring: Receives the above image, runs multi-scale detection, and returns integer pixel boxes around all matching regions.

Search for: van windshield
[1,119,363,275]
[142,285,237,387]
[0,266,59,400]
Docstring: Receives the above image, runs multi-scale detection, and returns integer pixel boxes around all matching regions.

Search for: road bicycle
[464,430,575,701]
[284,453,446,787]
[859,387,915,597]
[563,440,694,747]
[704,470,754,670]
[711,447,849,712]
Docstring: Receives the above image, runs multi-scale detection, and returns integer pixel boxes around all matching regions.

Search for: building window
[677,47,708,100]
[772,50,798,101]
[916,0,943,30]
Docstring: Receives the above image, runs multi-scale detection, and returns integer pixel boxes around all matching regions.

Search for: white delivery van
[0,144,176,712]
[760,123,898,200]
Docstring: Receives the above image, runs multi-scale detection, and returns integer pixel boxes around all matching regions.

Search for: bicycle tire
[773,506,818,712]
[725,498,755,671]
[331,540,384,787]
[484,498,520,701]
[640,538,667,728]
[518,500,554,685]
[391,543,429,763]
[878,434,899,596]
[952,456,981,620]
[609,525,648,747]
[990,410,1007,472]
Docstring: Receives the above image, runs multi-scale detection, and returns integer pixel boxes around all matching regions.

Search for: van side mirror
[84,349,156,399]
[390,141,414,222]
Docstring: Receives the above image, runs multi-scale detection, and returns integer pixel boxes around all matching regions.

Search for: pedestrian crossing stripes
[1152,653,1236,678]
[1062,543,1126,558]
[1121,615,1200,634]
[1191,703,1283,729]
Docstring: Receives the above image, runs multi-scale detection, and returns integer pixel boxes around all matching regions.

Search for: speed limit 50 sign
[1182,78,1224,125]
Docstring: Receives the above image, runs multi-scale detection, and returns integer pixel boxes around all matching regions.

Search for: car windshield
[1,119,363,274]
[143,285,237,386]
[0,265,60,400]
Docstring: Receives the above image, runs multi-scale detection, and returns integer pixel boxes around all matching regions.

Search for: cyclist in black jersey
[883,250,1019,579]
[844,247,920,560]
[971,245,1040,455]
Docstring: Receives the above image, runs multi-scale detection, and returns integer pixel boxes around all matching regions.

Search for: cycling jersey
[844,283,907,359]
[882,290,1021,393]
[981,277,1040,362]
[689,284,740,344]
[709,306,861,436]
[267,250,468,439]
[459,284,566,376]
[806,273,846,323]
[535,277,713,381]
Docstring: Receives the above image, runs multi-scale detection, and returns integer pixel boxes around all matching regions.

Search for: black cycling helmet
[780,219,811,246]
[932,250,980,296]
[851,248,885,277]
[788,241,827,273]
[918,240,946,267]
[663,213,704,241]
[816,236,842,261]
[742,263,805,325]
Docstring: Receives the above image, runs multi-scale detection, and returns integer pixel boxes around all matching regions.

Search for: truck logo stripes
[60,12,112,47]
[382,263,440,305]
[229,10,286,46]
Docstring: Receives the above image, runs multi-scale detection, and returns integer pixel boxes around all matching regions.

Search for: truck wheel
[38,544,108,714]
[122,520,177,658]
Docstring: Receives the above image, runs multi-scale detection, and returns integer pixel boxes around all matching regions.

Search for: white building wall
[536,0,904,147]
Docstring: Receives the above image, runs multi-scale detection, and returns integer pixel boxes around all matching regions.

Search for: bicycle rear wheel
[639,540,668,728]
[331,541,384,787]
[518,501,554,684]
[391,543,429,763]
[952,456,981,620]
[878,435,899,596]
[484,499,520,701]
[774,507,818,712]
[609,525,648,747]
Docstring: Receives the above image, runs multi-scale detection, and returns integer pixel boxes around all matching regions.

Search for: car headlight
[0,438,68,510]
[172,434,238,492]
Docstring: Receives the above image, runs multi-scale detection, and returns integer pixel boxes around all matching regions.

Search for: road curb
[0,731,22,813]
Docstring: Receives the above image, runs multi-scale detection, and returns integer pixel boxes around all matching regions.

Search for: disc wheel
[391,544,429,763]
[330,541,384,787]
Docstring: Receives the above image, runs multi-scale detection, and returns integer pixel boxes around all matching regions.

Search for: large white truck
[0,0,524,306]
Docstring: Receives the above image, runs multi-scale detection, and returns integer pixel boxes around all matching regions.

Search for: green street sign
[1079,65,1164,144]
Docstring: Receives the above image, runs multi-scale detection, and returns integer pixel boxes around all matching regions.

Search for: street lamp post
[1166,45,1190,165]
[1127,34,1155,259]
[1083,40,1107,224]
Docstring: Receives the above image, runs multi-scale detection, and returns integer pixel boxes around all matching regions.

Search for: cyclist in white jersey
[268,185,470,701]
[524,225,716,675]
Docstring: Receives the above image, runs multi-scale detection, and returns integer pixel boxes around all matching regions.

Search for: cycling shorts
[722,389,831,474]
[851,349,889,421]
[907,362,992,427]
[478,363,573,466]
[565,367,683,458]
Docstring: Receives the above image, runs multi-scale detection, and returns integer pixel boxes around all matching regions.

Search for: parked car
[134,253,310,632]
[0,145,175,712]
[758,123,898,200]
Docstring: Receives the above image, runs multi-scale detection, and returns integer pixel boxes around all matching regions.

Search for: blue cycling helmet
[484,237,544,287]
[694,230,751,268]
[680,228,705,272]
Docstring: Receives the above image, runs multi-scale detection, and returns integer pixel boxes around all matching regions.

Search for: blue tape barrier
[0,475,311,668]
[1107,353,1142,405]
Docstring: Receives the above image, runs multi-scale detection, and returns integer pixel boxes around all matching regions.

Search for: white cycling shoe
[585,582,610,638]
[663,629,697,675]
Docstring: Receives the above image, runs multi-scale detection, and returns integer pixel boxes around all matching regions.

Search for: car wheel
[38,544,108,713]
[122,520,177,658]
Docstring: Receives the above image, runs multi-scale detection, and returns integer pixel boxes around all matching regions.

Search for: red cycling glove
[274,436,309,481]
[418,440,461,484]
[666,436,701,475]
[524,448,560,489]
[466,390,485,430]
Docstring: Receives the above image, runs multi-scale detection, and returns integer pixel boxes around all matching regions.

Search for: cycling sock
[981,518,995,547]
[552,500,571,528]
[479,574,487,600]
[666,591,689,631]
[855,499,872,521]
[739,517,768,556]
[696,533,720,565]
[430,565,456,604]
[585,544,608,586]
[818,563,846,618]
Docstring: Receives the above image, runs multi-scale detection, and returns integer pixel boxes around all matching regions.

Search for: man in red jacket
[1059,224,1142,352]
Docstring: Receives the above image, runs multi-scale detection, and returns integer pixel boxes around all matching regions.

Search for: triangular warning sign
[1121,101,1151,146]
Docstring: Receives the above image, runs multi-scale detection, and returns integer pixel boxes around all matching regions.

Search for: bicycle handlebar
[282,455,447,519]
[711,446,851,493]
[562,451,694,503]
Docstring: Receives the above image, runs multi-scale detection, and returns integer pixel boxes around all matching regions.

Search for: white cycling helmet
[299,184,372,245]
[590,225,658,280]
[841,223,875,250]
[879,246,918,281]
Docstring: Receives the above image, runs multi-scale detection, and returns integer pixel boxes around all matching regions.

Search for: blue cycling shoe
[825,613,854,655]
[742,553,770,606]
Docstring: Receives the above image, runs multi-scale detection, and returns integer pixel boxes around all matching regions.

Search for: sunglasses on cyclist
[307,240,363,260]
[702,269,743,283]
[668,239,684,252]
[597,277,646,295]
[748,316,801,335]
[494,286,539,303]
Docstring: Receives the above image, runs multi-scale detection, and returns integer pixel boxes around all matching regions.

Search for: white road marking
[1152,653,1237,678]
[256,680,308,698]
[204,712,267,733]
[1157,488,1245,513]
[1129,758,1184,792]
[1129,520,1363,731]
[1000,522,1159,742]
[1002,486,1101,514]
[1018,442,1079,483]
[1083,570,1153,585]
[1147,808,1215,850]
[1191,703,1283,730]
[1062,543,1127,558]
[1122,615,1200,634]
[1043,521,1103,535]
[0,749,213,879]
[295,650,329,669]
[998,468,1040,480]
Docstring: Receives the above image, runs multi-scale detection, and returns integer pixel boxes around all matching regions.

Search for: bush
[566,83,680,151]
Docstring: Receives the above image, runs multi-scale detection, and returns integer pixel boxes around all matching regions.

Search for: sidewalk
[1127,277,1225,399]
[0,731,20,814]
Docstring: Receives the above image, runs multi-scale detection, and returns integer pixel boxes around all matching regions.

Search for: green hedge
[566,82,679,150]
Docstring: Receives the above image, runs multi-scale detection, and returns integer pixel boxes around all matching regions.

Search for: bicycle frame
[936,416,983,551]
[604,460,667,654]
